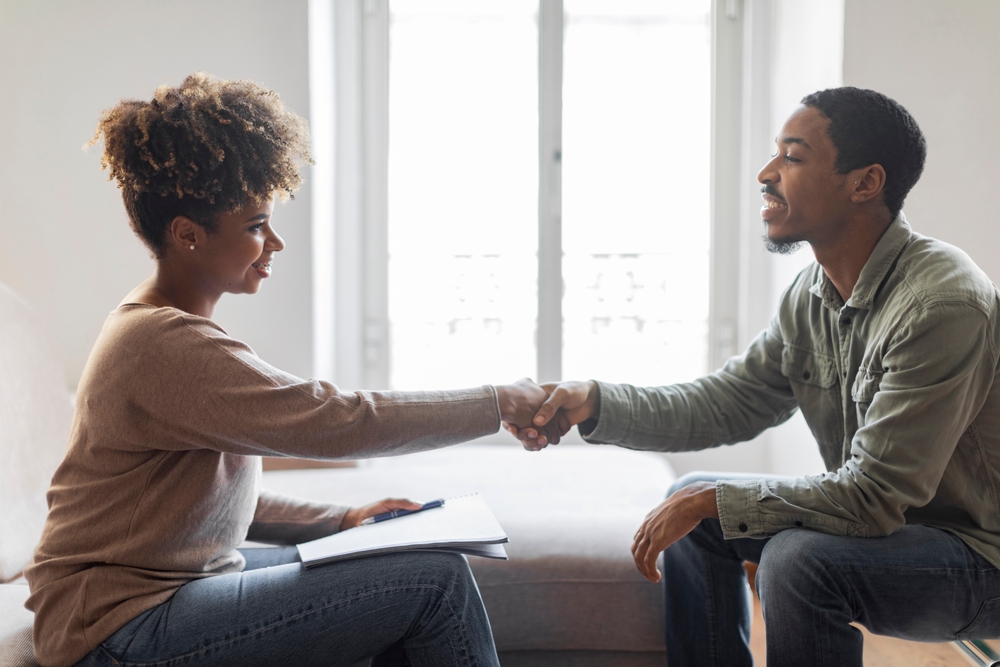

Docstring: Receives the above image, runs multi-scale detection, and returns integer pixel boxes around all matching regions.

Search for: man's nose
[757,155,780,184]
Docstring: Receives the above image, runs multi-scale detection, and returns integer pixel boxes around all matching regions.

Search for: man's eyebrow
[778,136,812,150]
[245,213,270,222]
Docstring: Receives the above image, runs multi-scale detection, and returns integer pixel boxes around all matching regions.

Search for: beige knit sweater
[24,305,500,667]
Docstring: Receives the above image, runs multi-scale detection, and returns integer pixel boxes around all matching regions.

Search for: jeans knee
[756,530,834,601]
[412,552,476,595]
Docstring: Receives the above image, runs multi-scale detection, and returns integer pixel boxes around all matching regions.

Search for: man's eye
[784,155,800,163]
[249,223,264,232]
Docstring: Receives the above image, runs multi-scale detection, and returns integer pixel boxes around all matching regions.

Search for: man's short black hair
[801,87,927,218]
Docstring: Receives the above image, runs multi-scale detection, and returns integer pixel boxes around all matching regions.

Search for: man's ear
[167,216,204,252]
[848,164,887,205]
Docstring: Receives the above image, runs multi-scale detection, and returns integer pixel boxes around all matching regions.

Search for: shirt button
[739,522,748,533]
[802,371,811,380]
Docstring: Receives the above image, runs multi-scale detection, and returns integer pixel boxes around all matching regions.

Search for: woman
[25,73,547,667]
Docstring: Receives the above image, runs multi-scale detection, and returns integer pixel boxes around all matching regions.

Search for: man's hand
[632,482,719,582]
[495,378,568,448]
[341,498,423,530]
[509,380,599,450]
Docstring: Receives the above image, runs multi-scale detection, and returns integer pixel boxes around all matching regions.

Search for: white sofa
[0,281,673,667]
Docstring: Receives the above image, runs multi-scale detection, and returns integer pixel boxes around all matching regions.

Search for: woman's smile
[252,260,273,278]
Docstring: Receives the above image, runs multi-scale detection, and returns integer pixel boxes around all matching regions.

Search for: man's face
[757,105,854,253]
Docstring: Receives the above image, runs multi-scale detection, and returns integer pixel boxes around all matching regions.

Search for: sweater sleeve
[104,307,501,459]
[246,489,350,544]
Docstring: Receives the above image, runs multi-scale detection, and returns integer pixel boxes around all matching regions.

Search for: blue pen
[361,499,446,525]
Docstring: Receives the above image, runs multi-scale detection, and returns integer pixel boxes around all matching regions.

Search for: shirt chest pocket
[781,346,843,453]
[851,369,883,426]
[781,345,839,389]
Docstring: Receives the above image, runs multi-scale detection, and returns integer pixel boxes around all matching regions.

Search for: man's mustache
[761,185,786,203]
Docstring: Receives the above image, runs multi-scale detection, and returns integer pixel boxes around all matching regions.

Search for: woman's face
[198,199,284,296]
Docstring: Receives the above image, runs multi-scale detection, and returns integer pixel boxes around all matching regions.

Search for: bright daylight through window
[387,0,711,390]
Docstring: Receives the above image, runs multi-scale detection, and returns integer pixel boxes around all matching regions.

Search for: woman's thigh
[87,551,483,667]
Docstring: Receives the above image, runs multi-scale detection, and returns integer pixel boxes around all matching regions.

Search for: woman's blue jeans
[664,472,1000,667]
[75,548,500,667]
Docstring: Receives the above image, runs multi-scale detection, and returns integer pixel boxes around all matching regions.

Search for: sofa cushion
[0,582,37,667]
[261,443,673,653]
[0,283,74,581]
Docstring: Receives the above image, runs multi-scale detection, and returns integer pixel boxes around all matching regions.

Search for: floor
[744,564,986,667]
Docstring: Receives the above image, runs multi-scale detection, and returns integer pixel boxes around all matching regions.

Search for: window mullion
[362,0,391,389]
[537,0,564,384]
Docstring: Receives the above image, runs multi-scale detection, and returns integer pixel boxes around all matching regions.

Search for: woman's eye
[249,223,264,232]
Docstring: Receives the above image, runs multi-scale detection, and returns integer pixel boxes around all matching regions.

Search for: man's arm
[518,317,800,450]
[715,301,996,541]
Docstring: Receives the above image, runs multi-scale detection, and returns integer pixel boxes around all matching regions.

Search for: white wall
[0,0,315,389]
[844,0,1000,284]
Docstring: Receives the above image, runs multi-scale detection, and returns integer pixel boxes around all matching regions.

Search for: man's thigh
[758,524,1000,641]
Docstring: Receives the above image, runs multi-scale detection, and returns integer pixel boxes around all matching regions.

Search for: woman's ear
[167,216,203,253]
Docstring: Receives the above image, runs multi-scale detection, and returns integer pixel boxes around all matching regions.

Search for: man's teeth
[253,262,272,269]
[764,199,786,209]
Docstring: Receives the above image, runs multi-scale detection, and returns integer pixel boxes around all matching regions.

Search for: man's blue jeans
[664,472,1000,667]
[75,548,500,667]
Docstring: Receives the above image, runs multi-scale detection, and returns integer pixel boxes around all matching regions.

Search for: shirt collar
[808,213,913,312]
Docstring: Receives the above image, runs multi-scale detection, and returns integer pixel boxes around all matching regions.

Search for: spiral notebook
[297,493,509,567]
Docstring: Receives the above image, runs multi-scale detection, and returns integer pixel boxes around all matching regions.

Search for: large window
[386,0,711,390]
[311,0,731,396]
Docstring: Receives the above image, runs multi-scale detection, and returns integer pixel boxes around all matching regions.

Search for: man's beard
[761,223,804,255]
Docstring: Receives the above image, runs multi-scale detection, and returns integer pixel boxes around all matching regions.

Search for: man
[516,87,1000,666]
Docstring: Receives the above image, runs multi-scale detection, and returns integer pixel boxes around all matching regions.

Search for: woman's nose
[266,229,285,252]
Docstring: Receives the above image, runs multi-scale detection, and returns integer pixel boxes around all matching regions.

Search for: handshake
[494,378,600,450]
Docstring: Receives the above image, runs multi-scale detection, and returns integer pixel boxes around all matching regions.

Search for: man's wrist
[681,482,720,521]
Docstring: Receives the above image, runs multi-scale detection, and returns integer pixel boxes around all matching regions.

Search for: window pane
[387,0,538,390]
[562,0,712,386]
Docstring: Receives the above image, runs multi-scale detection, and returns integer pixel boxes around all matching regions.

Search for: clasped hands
[494,378,599,449]
[497,378,719,584]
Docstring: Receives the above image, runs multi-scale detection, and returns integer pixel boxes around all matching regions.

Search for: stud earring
[189,245,195,250]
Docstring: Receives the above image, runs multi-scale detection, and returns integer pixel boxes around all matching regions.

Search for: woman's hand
[496,378,570,448]
[508,380,599,450]
[341,498,423,530]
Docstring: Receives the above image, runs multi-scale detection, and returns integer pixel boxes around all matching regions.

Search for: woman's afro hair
[88,72,313,256]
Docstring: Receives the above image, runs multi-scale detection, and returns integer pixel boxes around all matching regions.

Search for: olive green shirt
[583,215,1000,569]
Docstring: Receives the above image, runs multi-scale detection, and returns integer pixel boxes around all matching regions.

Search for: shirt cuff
[716,479,767,539]
[579,381,632,444]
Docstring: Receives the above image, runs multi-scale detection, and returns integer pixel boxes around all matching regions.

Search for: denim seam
[108,582,470,667]
[700,544,720,667]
